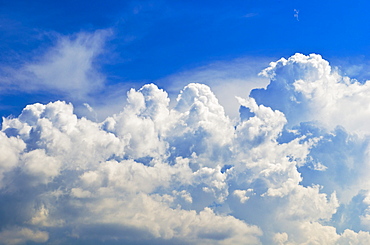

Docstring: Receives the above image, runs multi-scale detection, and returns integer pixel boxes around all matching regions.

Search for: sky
[2,0,370,244]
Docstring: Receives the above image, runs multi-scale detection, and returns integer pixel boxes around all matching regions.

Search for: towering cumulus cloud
[2,53,370,244]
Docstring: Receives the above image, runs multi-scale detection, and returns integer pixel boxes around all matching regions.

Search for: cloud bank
[2,53,370,244]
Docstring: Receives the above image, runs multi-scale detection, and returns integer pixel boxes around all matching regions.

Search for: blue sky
[3,1,370,245]
[2,0,370,118]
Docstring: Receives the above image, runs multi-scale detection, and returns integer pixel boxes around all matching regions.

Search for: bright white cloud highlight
[2,53,370,244]
[255,53,370,135]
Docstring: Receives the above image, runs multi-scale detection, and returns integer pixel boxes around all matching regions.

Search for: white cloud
[21,30,110,99]
[21,149,61,186]
[294,9,299,21]
[0,29,114,122]
[255,53,370,135]
[0,227,48,245]
[2,54,370,244]
[233,189,253,203]
[0,131,25,188]
[337,229,370,245]
[158,57,271,118]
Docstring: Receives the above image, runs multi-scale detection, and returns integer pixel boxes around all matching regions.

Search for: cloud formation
[2,53,370,244]
[0,30,111,100]
[159,57,270,118]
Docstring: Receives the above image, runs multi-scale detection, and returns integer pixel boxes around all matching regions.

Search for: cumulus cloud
[253,53,370,135]
[157,57,270,118]
[2,53,370,244]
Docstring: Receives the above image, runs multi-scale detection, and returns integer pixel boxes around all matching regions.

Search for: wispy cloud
[243,13,258,18]
[294,9,299,21]
[0,29,112,100]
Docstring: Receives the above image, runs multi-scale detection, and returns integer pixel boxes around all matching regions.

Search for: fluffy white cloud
[21,149,61,186]
[2,53,370,244]
[158,56,270,118]
[0,132,25,188]
[254,53,370,135]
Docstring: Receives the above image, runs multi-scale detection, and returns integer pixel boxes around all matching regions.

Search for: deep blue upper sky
[1,0,370,117]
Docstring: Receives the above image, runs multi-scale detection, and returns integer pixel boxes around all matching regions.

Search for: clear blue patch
[239,105,255,121]
[221,164,233,173]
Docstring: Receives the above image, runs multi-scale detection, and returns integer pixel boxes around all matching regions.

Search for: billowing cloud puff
[253,53,370,135]
[2,53,370,244]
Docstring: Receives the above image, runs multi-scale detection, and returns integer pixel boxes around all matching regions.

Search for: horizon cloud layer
[2,53,370,244]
